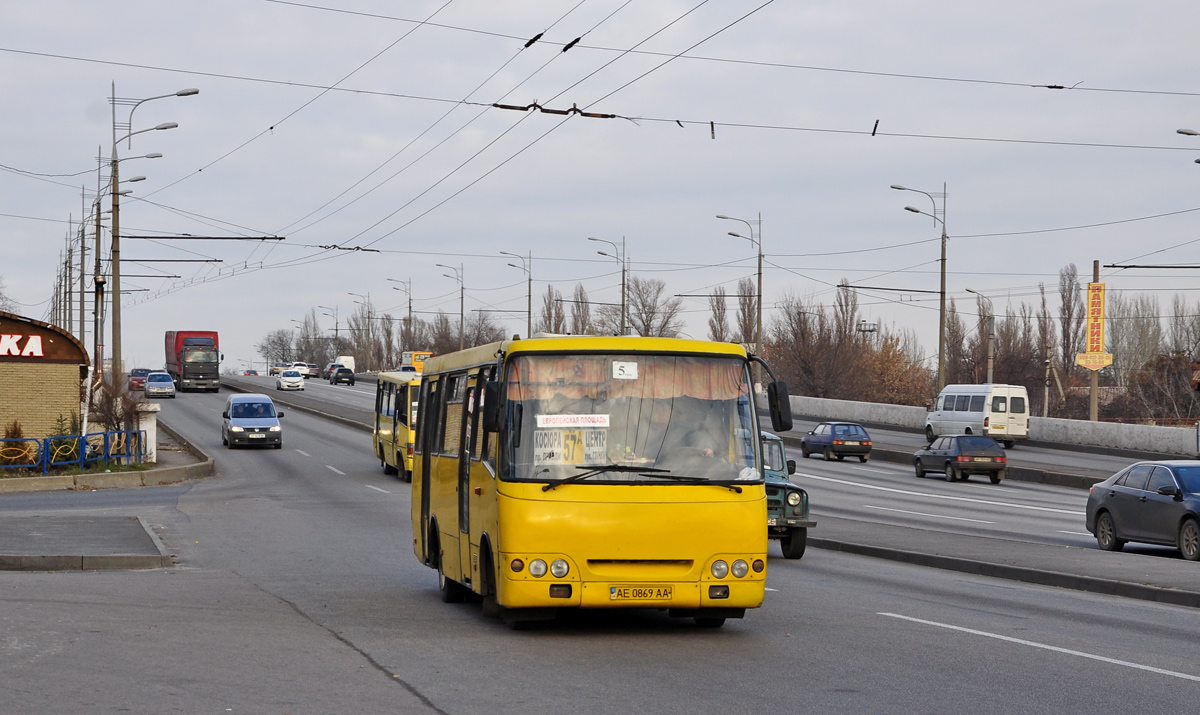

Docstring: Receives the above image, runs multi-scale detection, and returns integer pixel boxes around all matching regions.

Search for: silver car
[276,369,305,391]
[221,394,284,449]
[144,371,176,399]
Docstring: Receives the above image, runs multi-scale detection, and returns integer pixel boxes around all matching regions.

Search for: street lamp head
[716,214,730,220]
[1178,129,1200,136]
[597,251,612,258]
[728,232,743,238]
[153,122,179,131]
[890,184,908,191]
[127,176,146,183]
[175,88,200,97]
[904,206,921,213]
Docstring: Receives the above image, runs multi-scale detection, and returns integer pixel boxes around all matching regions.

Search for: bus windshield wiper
[541,464,669,491]
[637,472,744,493]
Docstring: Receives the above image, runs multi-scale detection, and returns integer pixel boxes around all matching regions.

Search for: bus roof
[421,335,750,376]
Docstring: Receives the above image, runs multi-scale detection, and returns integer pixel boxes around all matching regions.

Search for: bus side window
[415,379,434,455]
[442,373,466,456]
[396,385,408,426]
[478,366,495,468]
[969,395,985,412]
[954,395,970,412]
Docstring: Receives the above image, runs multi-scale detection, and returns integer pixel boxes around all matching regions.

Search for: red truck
[165,331,222,392]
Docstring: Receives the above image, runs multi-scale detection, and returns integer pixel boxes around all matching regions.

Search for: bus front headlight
[732,560,749,578]
[550,559,569,578]
[529,559,548,578]
[711,560,729,579]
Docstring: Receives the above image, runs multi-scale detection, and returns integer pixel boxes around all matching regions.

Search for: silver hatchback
[222,393,284,449]
[144,371,176,399]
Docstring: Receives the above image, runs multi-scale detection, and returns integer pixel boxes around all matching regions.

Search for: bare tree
[295,308,325,365]
[537,285,566,334]
[430,312,457,355]
[1058,264,1085,378]
[626,276,683,338]
[255,329,294,365]
[464,311,506,347]
[570,283,591,335]
[1167,295,1200,357]
[1107,292,1162,388]
[707,286,729,342]
[736,277,757,345]
[0,275,15,312]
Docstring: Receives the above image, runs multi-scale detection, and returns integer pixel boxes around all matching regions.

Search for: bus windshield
[503,353,760,485]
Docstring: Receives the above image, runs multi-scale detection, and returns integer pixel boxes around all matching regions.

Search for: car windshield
[232,402,276,419]
[503,353,760,485]
[1175,466,1200,493]
[958,436,1001,450]
[147,374,171,383]
[762,439,786,473]
[131,369,150,377]
[282,370,301,377]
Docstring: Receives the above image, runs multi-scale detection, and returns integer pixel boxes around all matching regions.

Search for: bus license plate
[610,585,672,601]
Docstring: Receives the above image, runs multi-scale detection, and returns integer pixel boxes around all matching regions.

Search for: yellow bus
[374,372,421,482]
[402,350,433,374]
[411,335,794,628]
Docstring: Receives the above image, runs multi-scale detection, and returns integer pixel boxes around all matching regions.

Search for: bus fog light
[752,559,765,573]
[510,559,524,573]
[708,585,730,599]
[549,584,572,598]
[550,559,569,578]
[529,559,548,578]
[711,560,729,579]
[732,560,749,578]
[786,492,802,506]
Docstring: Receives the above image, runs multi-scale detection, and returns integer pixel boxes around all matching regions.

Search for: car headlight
[550,559,569,578]
[786,491,802,506]
[230,426,244,432]
[732,559,749,578]
[269,425,282,432]
[529,559,548,578]
[711,560,729,579]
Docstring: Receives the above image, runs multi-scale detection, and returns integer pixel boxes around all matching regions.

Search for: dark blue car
[1085,460,1200,560]
[800,422,872,462]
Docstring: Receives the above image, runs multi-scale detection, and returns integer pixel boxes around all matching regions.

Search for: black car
[1085,461,1200,560]
[800,422,873,462]
[913,434,1007,483]
[330,367,355,386]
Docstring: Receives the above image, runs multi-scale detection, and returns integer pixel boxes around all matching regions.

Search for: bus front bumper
[501,577,764,609]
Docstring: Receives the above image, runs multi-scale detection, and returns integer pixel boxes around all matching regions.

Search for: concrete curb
[0,517,172,571]
[0,420,214,495]
[776,434,1104,491]
[808,536,1200,609]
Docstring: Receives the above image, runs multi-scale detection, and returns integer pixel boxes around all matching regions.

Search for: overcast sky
[4,0,1200,370]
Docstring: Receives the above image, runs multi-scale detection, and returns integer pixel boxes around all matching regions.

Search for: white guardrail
[788,395,1200,457]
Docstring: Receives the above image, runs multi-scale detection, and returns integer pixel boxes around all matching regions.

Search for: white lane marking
[295,450,311,457]
[326,466,346,475]
[852,466,891,474]
[765,587,779,592]
[863,504,995,524]
[799,472,1085,516]
[880,612,1200,682]
[366,485,391,494]
[1058,530,1092,536]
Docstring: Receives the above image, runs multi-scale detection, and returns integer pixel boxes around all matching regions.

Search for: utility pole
[1090,259,1100,422]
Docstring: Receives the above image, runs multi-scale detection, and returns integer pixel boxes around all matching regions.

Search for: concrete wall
[788,395,1199,456]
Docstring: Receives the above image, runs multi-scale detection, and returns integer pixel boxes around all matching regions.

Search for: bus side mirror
[482,381,503,432]
[767,380,793,432]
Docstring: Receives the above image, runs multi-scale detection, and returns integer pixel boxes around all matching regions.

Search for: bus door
[457,374,482,584]
[436,373,468,580]
[418,377,439,562]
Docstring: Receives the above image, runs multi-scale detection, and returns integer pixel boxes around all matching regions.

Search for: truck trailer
[165,330,221,392]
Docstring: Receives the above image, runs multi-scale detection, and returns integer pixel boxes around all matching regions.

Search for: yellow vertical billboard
[1076,282,1113,370]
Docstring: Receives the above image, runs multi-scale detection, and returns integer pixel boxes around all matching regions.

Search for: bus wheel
[480,549,500,619]
[694,617,726,628]
[382,458,398,476]
[439,567,467,603]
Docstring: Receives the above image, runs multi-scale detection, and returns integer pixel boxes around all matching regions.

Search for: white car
[144,371,176,399]
[290,361,311,378]
[276,369,305,391]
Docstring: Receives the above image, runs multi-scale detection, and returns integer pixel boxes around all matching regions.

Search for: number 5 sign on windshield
[612,361,638,380]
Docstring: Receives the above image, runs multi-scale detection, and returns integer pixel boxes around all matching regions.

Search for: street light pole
[893,183,949,391]
[350,292,372,371]
[437,264,464,350]
[588,237,626,335]
[388,278,413,349]
[501,251,532,337]
[717,214,763,358]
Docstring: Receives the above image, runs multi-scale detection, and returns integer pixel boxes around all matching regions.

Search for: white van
[924,384,1029,447]
[335,355,356,373]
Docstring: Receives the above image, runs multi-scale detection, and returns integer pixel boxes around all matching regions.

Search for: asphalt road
[4,384,1200,711]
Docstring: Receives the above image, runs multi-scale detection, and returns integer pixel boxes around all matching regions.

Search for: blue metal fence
[0,430,147,475]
